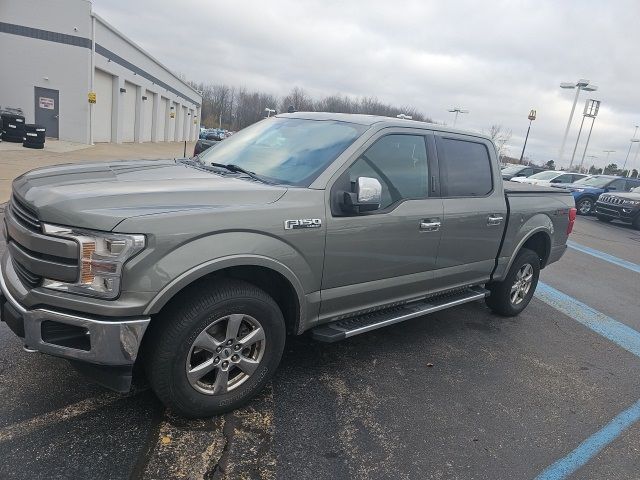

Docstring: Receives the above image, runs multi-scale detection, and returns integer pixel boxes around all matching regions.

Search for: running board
[311,286,489,343]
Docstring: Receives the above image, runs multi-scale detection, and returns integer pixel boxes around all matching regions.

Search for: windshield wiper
[210,163,273,184]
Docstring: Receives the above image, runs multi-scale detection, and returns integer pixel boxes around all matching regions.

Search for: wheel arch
[504,227,552,275]
[144,255,306,335]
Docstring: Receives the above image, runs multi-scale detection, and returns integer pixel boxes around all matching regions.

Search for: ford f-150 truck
[0,113,576,417]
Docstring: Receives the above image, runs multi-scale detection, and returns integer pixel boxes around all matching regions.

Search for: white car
[511,170,589,186]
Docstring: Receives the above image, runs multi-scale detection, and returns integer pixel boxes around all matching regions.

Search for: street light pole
[603,150,615,162]
[558,79,598,165]
[571,99,600,172]
[622,126,640,174]
[448,107,469,127]
[519,109,536,163]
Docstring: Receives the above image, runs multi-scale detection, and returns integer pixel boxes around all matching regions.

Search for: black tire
[576,197,595,215]
[633,215,640,231]
[596,214,612,223]
[145,279,286,418]
[485,248,540,317]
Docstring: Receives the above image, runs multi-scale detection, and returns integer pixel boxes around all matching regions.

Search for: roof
[276,111,492,141]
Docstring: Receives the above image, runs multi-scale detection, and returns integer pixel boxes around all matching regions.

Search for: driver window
[346,135,428,209]
[608,179,625,191]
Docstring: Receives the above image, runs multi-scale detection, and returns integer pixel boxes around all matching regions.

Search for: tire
[596,214,612,223]
[633,215,640,231]
[576,197,595,215]
[145,279,286,418]
[485,248,540,317]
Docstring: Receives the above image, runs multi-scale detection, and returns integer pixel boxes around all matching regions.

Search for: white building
[0,0,201,144]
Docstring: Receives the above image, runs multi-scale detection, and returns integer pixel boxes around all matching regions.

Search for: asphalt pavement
[1,213,639,480]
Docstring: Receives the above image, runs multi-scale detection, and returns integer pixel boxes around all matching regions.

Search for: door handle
[487,214,504,226]
[419,219,441,232]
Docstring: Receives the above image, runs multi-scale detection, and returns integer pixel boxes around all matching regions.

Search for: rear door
[34,86,59,138]
[321,130,443,320]
[434,133,506,290]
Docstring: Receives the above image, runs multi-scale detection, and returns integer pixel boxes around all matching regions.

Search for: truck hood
[12,159,287,231]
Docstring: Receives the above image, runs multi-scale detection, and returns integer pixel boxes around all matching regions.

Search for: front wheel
[485,248,540,317]
[145,280,286,418]
[576,197,595,215]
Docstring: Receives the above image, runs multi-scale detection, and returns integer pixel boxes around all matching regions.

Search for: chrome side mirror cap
[342,176,382,214]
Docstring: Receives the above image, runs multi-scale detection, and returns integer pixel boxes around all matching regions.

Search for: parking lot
[0,201,638,479]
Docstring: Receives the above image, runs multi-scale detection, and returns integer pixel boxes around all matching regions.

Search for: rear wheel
[576,197,595,215]
[485,248,540,316]
[145,280,286,417]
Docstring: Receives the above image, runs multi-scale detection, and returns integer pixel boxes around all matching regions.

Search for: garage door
[182,106,189,141]
[157,97,168,141]
[142,90,154,142]
[175,104,183,141]
[122,81,137,142]
[168,101,177,141]
[93,69,113,142]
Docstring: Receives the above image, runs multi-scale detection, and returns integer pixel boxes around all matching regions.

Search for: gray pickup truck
[1,113,576,417]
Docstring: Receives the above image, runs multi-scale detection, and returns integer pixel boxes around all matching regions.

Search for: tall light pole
[603,150,615,162]
[448,107,469,127]
[558,79,598,165]
[580,155,598,174]
[519,109,536,163]
[265,107,276,117]
[622,126,640,174]
[576,100,600,172]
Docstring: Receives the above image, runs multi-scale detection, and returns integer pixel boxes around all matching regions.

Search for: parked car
[0,112,575,417]
[595,186,640,229]
[511,170,588,186]
[501,165,547,180]
[194,131,222,156]
[551,175,640,215]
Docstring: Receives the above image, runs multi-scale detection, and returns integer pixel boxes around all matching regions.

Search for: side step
[311,286,489,342]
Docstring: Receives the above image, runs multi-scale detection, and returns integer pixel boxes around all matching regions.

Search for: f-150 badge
[284,219,322,230]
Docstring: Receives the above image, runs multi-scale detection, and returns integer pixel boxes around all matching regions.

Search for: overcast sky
[93,0,640,170]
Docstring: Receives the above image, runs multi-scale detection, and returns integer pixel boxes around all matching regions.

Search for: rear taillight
[567,207,577,234]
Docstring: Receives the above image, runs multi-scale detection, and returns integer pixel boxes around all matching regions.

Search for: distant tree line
[188,83,432,131]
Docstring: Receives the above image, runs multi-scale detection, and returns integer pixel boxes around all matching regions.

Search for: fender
[143,253,308,320]
[504,224,552,275]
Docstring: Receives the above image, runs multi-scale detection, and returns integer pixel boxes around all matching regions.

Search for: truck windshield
[199,117,367,186]
[574,176,613,188]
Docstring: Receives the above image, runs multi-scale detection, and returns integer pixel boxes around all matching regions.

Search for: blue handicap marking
[532,282,640,479]
[567,240,640,274]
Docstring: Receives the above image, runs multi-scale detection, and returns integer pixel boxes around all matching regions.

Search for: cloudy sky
[93,0,640,171]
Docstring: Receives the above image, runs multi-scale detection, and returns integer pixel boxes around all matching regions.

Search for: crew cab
[595,186,640,229]
[0,113,575,417]
[552,175,640,215]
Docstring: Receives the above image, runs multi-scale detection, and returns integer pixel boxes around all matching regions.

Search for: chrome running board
[311,286,489,342]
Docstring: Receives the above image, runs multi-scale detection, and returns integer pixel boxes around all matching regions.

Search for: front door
[320,131,443,321]
[34,87,59,138]
[434,133,507,289]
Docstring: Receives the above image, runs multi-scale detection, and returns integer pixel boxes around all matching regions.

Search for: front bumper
[0,262,150,367]
[594,203,637,223]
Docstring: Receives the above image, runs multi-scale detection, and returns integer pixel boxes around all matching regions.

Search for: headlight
[41,223,145,299]
[572,188,585,193]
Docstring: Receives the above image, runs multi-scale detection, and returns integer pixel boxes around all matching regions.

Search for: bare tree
[488,124,512,161]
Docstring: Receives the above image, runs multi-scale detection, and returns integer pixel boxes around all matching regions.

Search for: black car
[595,185,640,229]
[501,165,547,180]
[193,132,222,156]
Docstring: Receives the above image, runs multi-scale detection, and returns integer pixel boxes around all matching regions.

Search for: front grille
[10,195,41,231]
[12,257,42,288]
[599,195,625,205]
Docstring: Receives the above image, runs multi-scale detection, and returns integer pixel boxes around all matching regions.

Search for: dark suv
[595,185,640,229]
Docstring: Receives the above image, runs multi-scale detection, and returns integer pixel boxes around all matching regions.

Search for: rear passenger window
[439,138,493,196]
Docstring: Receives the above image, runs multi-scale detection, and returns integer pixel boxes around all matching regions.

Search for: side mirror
[341,177,382,214]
